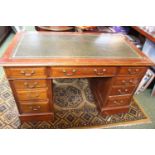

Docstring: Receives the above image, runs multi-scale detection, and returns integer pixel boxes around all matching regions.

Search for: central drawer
[50,67,117,78]
[16,88,49,101]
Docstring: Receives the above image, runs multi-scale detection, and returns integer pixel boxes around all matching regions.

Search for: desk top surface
[0,32,153,66]
[12,33,140,59]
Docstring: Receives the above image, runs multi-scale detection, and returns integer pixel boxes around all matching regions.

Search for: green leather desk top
[11,33,141,59]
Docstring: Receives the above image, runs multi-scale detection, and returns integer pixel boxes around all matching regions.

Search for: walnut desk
[0,32,153,122]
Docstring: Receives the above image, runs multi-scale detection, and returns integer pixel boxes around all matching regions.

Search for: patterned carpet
[0,76,150,129]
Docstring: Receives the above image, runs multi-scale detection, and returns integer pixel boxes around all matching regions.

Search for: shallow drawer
[16,88,48,101]
[20,100,50,113]
[106,96,131,107]
[5,67,47,79]
[12,79,48,89]
[109,85,136,96]
[50,67,117,78]
[118,67,146,76]
[113,76,140,86]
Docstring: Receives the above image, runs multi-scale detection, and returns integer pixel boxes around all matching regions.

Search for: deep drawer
[113,76,140,86]
[12,79,48,89]
[16,88,49,101]
[19,100,50,113]
[106,95,131,107]
[109,85,136,96]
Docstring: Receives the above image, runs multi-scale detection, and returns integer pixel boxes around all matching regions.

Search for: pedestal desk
[0,32,153,122]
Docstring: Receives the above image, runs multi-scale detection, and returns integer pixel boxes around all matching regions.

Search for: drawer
[109,86,136,96]
[118,67,146,76]
[20,100,50,113]
[16,88,48,101]
[5,67,47,79]
[113,76,140,86]
[106,96,131,107]
[50,67,117,78]
[12,79,48,89]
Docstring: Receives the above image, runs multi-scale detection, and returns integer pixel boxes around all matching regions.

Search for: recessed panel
[11,33,141,59]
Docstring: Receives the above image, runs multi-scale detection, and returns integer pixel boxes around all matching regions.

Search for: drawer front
[20,101,50,113]
[109,86,136,96]
[118,67,146,76]
[113,76,140,86]
[106,96,131,107]
[51,67,117,78]
[13,79,48,89]
[5,67,47,79]
[16,88,48,101]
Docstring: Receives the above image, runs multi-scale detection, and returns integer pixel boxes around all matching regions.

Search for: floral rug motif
[0,77,150,129]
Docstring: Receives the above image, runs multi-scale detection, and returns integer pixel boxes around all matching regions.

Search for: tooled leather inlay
[12,33,141,59]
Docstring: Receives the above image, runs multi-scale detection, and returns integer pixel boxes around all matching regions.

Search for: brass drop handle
[113,100,124,105]
[34,94,40,97]
[24,82,38,88]
[122,79,134,85]
[27,93,40,98]
[94,68,107,75]
[124,89,129,92]
[62,69,77,76]
[118,89,123,94]
[121,80,126,84]
[129,79,134,84]
[128,68,139,75]
[20,70,35,76]
[118,89,128,94]
[30,105,41,111]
